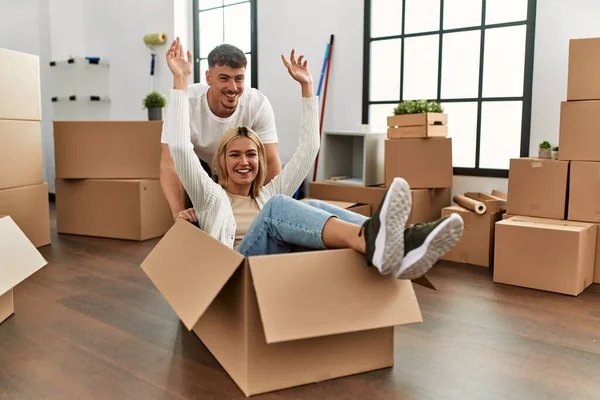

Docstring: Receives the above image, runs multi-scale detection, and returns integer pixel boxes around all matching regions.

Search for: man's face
[206,64,246,112]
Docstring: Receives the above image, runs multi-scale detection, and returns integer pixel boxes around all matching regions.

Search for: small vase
[148,107,162,121]
[552,150,559,160]
[538,148,552,159]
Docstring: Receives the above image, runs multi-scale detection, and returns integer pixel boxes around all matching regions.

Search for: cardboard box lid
[140,219,244,330]
[0,216,48,296]
[248,249,423,344]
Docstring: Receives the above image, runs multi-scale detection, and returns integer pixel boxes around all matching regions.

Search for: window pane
[224,2,251,53]
[479,101,522,169]
[443,0,482,29]
[370,0,403,38]
[199,8,224,58]
[199,59,209,84]
[199,0,222,11]
[370,39,401,101]
[405,0,440,34]
[369,104,396,132]
[482,25,526,98]
[244,53,252,88]
[440,102,478,168]
[441,31,480,99]
[403,35,439,101]
[486,0,528,24]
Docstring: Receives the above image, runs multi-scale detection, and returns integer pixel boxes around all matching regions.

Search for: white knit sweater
[164,89,320,248]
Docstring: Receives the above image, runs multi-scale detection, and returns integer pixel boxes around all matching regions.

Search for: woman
[163,40,464,280]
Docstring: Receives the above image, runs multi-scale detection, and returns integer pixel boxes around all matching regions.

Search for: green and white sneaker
[359,177,412,275]
[395,213,464,280]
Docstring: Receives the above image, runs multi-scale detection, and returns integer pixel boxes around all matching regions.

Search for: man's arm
[263,143,282,183]
[160,143,196,222]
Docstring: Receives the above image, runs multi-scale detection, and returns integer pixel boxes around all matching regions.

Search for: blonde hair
[212,126,267,198]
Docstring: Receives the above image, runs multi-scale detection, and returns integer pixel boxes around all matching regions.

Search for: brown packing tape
[453,194,486,215]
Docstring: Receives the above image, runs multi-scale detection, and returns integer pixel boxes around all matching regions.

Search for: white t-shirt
[161,82,278,164]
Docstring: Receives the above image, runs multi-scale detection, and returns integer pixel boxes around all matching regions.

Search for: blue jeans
[236,195,368,257]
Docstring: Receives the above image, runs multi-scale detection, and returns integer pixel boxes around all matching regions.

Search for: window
[193,0,257,88]
[362,0,537,177]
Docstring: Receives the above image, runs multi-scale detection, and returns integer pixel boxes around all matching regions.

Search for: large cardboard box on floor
[494,216,596,296]
[0,120,44,190]
[54,121,162,179]
[0,183,51,248]
[558,101,600,161]
[308,182,450,224]
[55,179,173,241]
[506,158,569,219]
[0,216,48,324]
[141,219,425,397]
[384,137,452,189]
[568,161,600,222]
[0,49,41,121]
[441,205,503,268]
[567,37,600,101]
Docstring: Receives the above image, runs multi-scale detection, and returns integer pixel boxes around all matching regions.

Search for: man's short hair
[207,44,247,69]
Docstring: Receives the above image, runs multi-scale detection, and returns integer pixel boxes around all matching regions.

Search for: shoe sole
[395,213,464,280]
[372,178,412,275]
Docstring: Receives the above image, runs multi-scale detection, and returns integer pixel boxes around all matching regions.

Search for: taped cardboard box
[567,161,600,223]
[54,121,162,179]
[567,37,600,101]
[441,205,503,268]
[0,49,41,121]
[141,220,429,397]
[494,216,596,296]
[0,183,51,248]
[55,179,173,241]
[0,216,48,324]
[506,158,569,220]
[0,119,43,190]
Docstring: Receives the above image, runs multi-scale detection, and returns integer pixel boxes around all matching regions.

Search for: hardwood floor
[2,202,600,399]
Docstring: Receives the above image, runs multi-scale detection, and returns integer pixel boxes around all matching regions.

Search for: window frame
[192,0,258,88]
[362,0,537,178]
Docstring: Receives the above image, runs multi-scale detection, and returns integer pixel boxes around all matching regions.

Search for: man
[160,39,283,223]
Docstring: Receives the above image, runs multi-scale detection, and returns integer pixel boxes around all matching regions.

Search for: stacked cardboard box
[0,49,51,248]
[53,121,173,241]
[441,191,506,268]
[495,37,600,295]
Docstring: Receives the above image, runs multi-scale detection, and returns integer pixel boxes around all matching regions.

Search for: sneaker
[359,177,412,275]
[395,213,464,280]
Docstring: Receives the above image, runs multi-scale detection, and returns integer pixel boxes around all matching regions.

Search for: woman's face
[225,136,259,187]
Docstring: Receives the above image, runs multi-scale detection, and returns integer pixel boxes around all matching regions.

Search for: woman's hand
[281,49,313,85]
[167,37,192,89]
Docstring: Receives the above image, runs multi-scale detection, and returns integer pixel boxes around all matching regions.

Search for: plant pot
[148,107,162,121]
[552,150,559,160]
[538,148,552,159]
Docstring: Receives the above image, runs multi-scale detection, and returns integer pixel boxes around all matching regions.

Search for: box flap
[497,216,593,232]
[0,216,47,296]
[248,249,422,344]
[140,219,244,330]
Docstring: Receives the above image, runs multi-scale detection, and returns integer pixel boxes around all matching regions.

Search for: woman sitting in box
[163,40,464,280]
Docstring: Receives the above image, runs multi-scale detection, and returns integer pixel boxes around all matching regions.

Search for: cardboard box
[558,101,600,161]
[385,138,453,189]
[55,179,173,241]
[463,192,506,214]
[0,215,48,324]
[141,219,425,396]
[441,205,503,267]
[502,213,515,220]
[594,227,600,284]
[386,112,448,139]
[568,161,600,223]
[0,49,41,121]
[0,119,44,190]
[494,216,596,296]
[0,183,50,248]
[300,198,371,217]
[506,158,569,219]
[307,182,450,225]
[567,38,600,101]
[54,121,162,179]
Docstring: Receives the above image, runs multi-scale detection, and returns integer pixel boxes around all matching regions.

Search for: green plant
[393,100,443,115]
[552,146,559,151]
[143,91,167,109]
[539,141,551,149]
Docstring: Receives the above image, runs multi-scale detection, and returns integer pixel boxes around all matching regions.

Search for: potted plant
[552,146,559,160]
[538,141,552,159]
[143,91,167,121]
[387,100,447,139]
